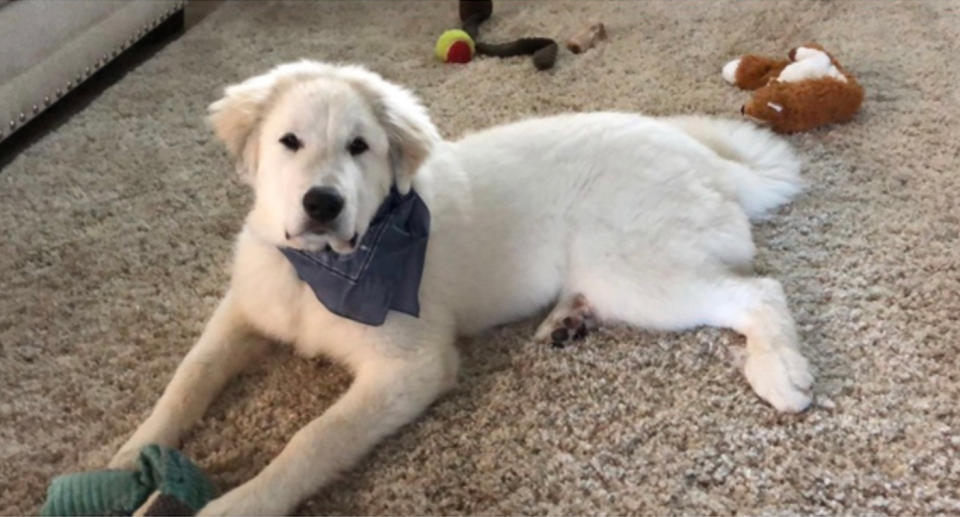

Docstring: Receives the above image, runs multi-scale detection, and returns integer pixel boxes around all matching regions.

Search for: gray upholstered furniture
[0,0,185,144]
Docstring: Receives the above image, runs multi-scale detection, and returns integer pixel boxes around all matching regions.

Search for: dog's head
[208,61,438,253]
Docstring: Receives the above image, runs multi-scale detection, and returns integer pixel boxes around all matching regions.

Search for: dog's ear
[340,66,440,194]
[207,72,282,181]
[208,62,439,191]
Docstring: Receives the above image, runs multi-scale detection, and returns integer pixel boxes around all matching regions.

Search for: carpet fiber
[3,1,959,514]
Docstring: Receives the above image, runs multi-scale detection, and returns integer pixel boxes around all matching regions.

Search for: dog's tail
[664,116,803,220]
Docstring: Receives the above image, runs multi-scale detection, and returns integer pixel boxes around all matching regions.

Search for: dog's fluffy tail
[665,116,803,220]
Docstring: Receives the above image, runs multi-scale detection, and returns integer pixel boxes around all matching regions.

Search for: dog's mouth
[285,228,360,254]
[324,232,359,254]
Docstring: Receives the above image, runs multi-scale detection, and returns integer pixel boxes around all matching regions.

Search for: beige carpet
[3,1,960,514]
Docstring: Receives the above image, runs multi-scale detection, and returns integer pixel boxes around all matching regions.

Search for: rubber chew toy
[40,445,217,516]
[438,0,559,70]
[722,43,864,133]
[566,22,606,54]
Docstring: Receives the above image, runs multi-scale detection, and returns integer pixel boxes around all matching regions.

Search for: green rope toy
[41,445,217,516]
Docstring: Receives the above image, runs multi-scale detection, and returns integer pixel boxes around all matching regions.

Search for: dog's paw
[534,294,598,348]
[743,348,813,412]
[108,444,142,470]
[198,483,289,517]
[109,429,181,470]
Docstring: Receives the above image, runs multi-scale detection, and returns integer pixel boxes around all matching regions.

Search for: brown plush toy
[722,44,864,133]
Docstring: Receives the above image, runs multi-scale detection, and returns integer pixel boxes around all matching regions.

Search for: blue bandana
[279,187,430,326]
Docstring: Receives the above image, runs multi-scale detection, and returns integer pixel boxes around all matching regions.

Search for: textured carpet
[3,1,959,515]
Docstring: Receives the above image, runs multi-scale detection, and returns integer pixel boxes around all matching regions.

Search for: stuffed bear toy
[722,43,864,133]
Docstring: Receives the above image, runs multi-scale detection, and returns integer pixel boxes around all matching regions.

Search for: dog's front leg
[110,290,267,468]
[199,345,458,516]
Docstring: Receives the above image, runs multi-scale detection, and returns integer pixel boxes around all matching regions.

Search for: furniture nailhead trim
[4,3,185,143]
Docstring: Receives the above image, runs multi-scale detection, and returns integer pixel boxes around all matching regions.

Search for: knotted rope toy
[40,445,217,516]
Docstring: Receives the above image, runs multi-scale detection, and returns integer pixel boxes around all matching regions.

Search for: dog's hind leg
[574,269,813,412]
[701,276,814,412]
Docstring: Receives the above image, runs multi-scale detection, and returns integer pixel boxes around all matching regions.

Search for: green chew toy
[40,445,217,516]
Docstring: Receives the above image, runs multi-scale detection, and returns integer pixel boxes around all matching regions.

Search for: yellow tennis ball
[435,29,475,63]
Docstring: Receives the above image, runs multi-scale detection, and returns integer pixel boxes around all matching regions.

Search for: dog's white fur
[111,61,813,515]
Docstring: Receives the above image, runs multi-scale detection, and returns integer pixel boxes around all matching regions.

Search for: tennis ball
[435,29,475,63]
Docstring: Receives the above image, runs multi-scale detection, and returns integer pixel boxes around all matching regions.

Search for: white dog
[110,61,813,515]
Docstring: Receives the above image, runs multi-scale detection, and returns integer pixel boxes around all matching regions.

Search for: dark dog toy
[436,0,558,70]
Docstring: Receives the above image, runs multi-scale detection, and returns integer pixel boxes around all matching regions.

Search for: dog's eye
[279,133,302,151]
[347,137,368,156]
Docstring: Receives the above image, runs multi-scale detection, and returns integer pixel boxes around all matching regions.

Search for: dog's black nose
[302,186,344,224]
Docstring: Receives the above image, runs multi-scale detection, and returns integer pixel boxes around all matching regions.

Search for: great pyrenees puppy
[110,61,813,515]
